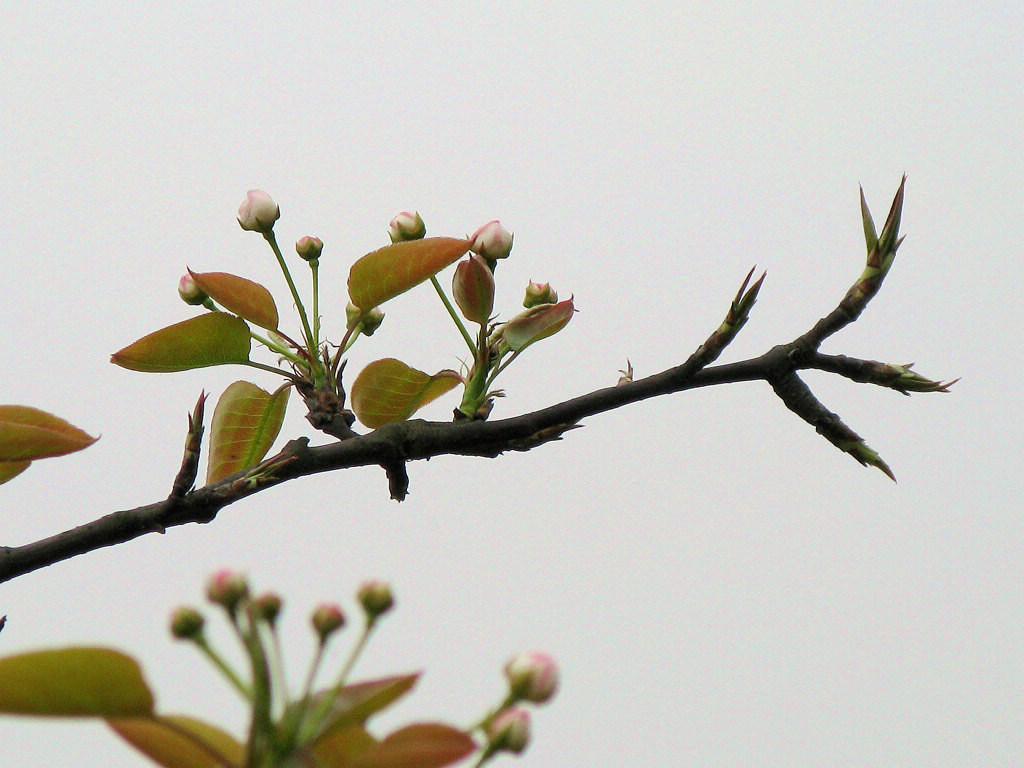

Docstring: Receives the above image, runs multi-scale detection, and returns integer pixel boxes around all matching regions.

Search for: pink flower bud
[487,707,531,754]
[470,221,513,260]
[388,211,426,243]
[206,569,249,613]
[237,189,280,233]
[311,603,346,641]
[452,254,495,325]
[523,281,558,308]
[357,579,395,621]
[169,606,205,640]
[178,273,209,306]
[505,651,559,703]
[295,235,323,262]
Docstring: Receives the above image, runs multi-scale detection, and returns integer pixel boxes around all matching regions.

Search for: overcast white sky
[1,2,1021,766]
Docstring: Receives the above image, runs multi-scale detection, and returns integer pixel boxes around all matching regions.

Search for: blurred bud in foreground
[295,235,323,262]
[357,580,394,622]
[388,211,426,243]
[206,569,249,613]
[523,281,557,308]
[237,189,280,233]
[177,273,209,306]
[470,221,513,261]
[252,592,283,627]
[311,603,346,642]
[487,707,531,754]
[504,651,559,704]
[453,254,496,325]
[169,606,205,640]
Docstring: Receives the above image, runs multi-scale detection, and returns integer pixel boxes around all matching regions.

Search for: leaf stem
[248,330,308,367]
[310,259,321,352]
[430,275,476,354]
[242,360,301,381]
[298,618,377,743]
[264,232,323,385]
[194,636,252,701]
[485,349,520,389]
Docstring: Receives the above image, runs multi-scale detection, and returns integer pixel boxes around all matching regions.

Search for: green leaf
[348,237,472,311]
[313,674,420,743]
[310,725,378,768]
[111,313,252,372]
[0,460,31,486]
[0,405,98,462]
[0,648,154,717]
[189,270,279,331]
[108,714,244,768]
[206,381,289,483]
[352,723,476,768]
[351,360,462,429]
[500,297,576,352]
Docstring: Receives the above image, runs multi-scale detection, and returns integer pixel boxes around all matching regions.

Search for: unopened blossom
[388,211,426,243]
[487,707,531,754]
[237,189,280,233]
[505,650,559,703]
[470,220,513,260]
[177,273,208,305]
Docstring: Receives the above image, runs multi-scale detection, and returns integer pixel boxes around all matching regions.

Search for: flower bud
[504,651,558,703]
[311,603,346,641]
[169,606,205,640]
[206,569,249,613]
[388,211,426,243]
[470,221,513,260]
[252,592,283,627]
[452,254,495,325]
[295,235,323,262]
[178,273,209,306]
[237,190,280,233]
[347,302,386,336]
[357,580,394,622]
[523,281,557,308]
[487,708,531,754]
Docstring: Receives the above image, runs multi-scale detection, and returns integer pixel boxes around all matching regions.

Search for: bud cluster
[479,650,559,759]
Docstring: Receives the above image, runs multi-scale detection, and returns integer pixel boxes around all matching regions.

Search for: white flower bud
[388,211,426,243]
[470,221,513,260]
[237,190,280,233]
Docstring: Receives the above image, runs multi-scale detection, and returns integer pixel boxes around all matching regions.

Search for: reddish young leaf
[0,405,98,462]
[500,297,575,352]
[0,459,31,486]
[352,723,477,768]
[188,270,280,330]
[206,381,289,483]
[350,359,462,429]
[0,648,154,717]
[348,237,472,311]
[313,674,420,743]
[111,313,251,372]
[108,714,244,768]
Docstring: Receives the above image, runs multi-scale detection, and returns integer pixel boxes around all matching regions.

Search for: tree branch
[0,179,951,584]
